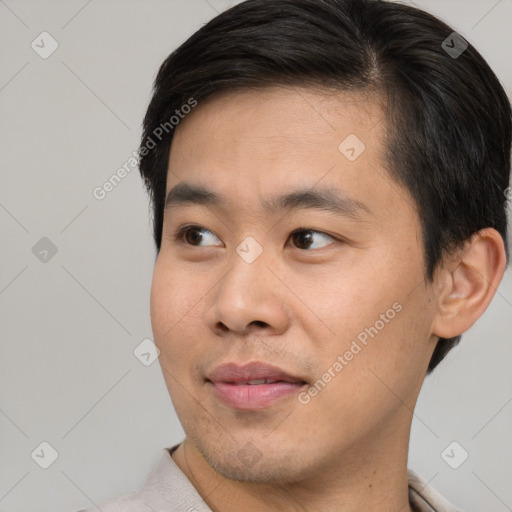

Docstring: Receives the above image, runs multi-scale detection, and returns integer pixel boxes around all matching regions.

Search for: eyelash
[172,225,337,250]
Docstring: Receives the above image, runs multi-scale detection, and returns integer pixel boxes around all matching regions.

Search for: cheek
[150,258,211,414]
[299,296,433,439]
[286,262,395,346]
[150,256,207,361]
[297,249,433,386]
[332,285,434,410]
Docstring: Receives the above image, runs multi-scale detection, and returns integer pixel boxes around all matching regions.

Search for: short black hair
[139,0,511,373]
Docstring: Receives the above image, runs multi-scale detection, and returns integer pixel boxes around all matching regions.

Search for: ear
[431,228,507,339]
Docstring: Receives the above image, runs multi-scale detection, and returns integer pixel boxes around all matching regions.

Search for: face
[150,86,439,484]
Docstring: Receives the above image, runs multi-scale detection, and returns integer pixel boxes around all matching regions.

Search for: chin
[196,437,312,485]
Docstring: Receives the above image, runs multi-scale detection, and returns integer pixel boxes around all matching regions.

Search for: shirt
[77,445,462,512]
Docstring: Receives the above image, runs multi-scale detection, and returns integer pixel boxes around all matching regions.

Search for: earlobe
[431,228,507,339]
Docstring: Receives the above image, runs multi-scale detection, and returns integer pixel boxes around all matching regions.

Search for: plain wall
[0,1,510,511]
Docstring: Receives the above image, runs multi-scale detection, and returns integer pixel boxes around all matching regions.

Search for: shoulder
[408,469,464,512]
[74,445,212,512]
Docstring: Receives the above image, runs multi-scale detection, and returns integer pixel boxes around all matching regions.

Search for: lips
[207,361,307,385]
[206,361,307,410]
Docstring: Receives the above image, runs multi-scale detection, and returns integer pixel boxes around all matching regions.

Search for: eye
[173,225,336,250]
[289,228,335,250]
[174,225,222,247]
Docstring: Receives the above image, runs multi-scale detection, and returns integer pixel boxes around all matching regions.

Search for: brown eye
[184,227,204,245]
[290,229,334,250]
[175,226,222,247]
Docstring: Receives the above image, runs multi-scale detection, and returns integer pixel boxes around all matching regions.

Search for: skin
[150,86,507,512]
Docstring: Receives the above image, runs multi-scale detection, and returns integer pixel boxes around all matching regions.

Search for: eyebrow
[164,181,371,219]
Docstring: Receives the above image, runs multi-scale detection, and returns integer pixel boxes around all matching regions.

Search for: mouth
[220,378,299,385]
[206,361,308,410]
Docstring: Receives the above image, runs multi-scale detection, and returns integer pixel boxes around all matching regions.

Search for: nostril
[216,322,229,333]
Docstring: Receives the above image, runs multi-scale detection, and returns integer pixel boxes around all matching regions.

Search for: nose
[205,248,291,337]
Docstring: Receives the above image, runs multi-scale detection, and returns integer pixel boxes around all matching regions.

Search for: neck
[171,431,413,512]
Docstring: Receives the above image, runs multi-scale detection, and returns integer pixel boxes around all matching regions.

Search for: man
[80,0,511,510]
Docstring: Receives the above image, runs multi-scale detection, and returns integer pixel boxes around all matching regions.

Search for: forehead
[170,86,384,163]
[165,86,414,221]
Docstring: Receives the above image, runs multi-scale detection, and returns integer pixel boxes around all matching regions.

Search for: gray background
[0,1,510,511]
